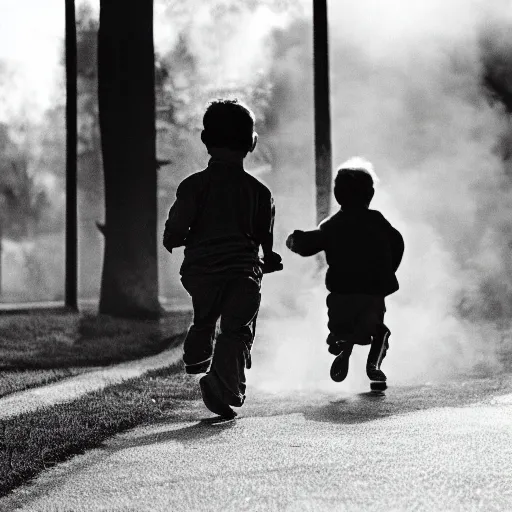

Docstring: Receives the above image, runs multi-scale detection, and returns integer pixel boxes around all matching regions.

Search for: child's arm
[163,179,198,253]
[389,227,405,271]
[286,228,326,257]
[255,191,283,274]
[258,194,275,258]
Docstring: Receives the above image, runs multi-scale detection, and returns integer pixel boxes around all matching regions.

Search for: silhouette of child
[163,99,282,418]
[286,157,404,385]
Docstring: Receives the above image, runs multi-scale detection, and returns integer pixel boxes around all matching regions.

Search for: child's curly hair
[334,157,378,208]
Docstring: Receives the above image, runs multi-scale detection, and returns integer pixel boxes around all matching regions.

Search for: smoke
[149,1,512,393]
[248,0,512,394]
[329,0,512,380]
[154,1,292,88]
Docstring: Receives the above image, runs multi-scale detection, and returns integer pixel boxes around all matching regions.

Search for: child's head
[334,157,378,209]
[201,99,257,156]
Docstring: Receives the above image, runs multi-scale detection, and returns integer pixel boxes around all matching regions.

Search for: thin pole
[313,0,332,225]
[65,0,78,310]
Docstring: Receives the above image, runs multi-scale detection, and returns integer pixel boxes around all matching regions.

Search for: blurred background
[0,0,314,307]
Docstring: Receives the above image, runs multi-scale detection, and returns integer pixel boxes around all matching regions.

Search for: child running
[286,157,404,386]
[163,99,282,418]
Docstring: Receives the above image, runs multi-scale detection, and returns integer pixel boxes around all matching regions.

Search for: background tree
[0,72,63,301]
[98,0,160,319]
[0,122,52,241]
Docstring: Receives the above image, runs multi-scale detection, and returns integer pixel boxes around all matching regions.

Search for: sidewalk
[3,381,512,511]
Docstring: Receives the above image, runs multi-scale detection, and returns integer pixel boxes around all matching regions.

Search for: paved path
[4,373,512,511]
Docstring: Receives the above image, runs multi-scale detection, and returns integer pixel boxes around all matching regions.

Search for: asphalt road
[5,371,512,512]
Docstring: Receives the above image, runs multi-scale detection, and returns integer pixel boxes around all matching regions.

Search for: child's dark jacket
[292,208,404,296]
[163,158,275,279]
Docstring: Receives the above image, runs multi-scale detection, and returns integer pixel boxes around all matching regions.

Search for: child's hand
[286,229,324,257]
[286,230,303,252]
[262,251,283,274]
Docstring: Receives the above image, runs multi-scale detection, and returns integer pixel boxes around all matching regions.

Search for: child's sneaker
[366,366,386,382]
[366,325,390,382]
[330,343,354,382]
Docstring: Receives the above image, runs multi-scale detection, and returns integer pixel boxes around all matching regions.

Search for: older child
[163,99,282,418]
[286,158,404,386]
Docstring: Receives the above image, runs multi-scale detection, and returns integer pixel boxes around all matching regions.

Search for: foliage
[0,120,52,241]
[75,3,102,204]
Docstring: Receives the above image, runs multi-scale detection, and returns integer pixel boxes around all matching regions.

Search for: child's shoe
[366,365,386,382]
[330,343,354,382]
[366,325,390,382]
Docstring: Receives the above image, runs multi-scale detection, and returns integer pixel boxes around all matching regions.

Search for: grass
[0,310,191,398]
[0,362,200,498]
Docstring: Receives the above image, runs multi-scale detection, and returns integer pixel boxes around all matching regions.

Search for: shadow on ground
[239,373,512,426]
[106,417,237,454]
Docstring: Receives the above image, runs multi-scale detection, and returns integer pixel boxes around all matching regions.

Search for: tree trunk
[98,0,160,319]
[313,0,332,225]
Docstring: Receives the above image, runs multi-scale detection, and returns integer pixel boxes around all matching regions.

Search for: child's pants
[326,293,385,348]
[181,274,261,407]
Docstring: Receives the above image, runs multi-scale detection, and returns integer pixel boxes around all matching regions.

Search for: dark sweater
[163,158,275,278]
[291,208,404,296]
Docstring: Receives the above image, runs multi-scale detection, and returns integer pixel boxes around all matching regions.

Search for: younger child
[163,99,282,418]
[286,158,404,384]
